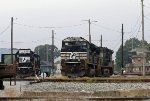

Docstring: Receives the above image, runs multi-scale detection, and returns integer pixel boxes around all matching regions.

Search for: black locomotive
[61,37,114,77]
[15,49,40,78]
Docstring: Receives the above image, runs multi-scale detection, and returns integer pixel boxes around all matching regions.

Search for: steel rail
[87,97,150,101]
[0,97,47,100]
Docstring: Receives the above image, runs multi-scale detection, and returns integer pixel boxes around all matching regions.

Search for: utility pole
[141,0,144,42]
[10,17,16,86]
[141,0,145,76]
[38,47,39,55]
[46,45,48,61]
[121,24,124,75]
[51,30,54,75]
[88,19,91,43]
[83,19,97,43]
[100,35,102,47]
[11,17,13,64]
[132,38,133,50]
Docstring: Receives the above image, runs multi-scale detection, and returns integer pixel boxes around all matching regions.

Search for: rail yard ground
[1,76,150,100]
[16,75,150,83]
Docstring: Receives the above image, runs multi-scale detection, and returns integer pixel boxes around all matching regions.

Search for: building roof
[134,64,150,67]
[40,60,52,66]
[130,48,149,53]
[126,63,150,67]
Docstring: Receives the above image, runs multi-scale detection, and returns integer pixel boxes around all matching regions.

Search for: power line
[145,16,150,21]
[14,22,86,29]
[54,37,62,41]
[0,25,11,36]
[114,39,122,51]
[135,24,142,38]
[124,14,141,39]
[130,14,141,33]
[0,37,52,45]
[91,23,123,50]
[126,23,142,39]
[92,39,118,42]
[30,37,52,44]
[144,5,150,9]
[92,23,121,33]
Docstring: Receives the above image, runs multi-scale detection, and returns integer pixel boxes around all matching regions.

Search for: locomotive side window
[65,42,69,45]
[80,42,87,48]
[64,42,75,46]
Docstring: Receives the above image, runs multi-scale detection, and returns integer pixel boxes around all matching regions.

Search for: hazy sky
[0,0,150,59]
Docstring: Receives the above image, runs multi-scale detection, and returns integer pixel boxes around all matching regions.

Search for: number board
[19,50,30,54]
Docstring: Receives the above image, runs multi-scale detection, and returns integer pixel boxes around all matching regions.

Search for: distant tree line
[34,44,60,62]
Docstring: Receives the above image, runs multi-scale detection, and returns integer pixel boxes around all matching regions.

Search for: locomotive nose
[70,64,76,72]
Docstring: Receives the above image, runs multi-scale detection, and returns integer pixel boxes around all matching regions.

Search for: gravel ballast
[1,81,150,98]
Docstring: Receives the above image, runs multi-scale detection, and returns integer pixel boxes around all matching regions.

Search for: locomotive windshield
[62,41,87,52]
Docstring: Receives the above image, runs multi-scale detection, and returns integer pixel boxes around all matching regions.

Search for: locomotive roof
[16,48,37,55]
[63,37,88,42]
[97,47,114,53]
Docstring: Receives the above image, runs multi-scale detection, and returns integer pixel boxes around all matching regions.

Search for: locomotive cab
[61,41,88,52]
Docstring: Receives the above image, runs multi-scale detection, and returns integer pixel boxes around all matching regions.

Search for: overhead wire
[107,12,141,52]
[0,37,52,45]
[30,37,52,44]
[145,16,150,21]
[92,23,121,33]
[14,22,86,29]
[0,25,11,36]
[6,16,143,50]
[114,39,122,51]
[54,37,62,42]
[124,14,141,39]
[144,4,150,9]
[12,22,87,47]
[91,23,123,51]
[92,23,122,47]
[113,12,142,52]
[135,24,142,38]
[92,39,118,42]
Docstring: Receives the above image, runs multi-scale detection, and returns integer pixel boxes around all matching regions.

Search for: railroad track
[88,97,150,101]
[0,97,149,101]
[0,97,46,100]
[6,76,150,83]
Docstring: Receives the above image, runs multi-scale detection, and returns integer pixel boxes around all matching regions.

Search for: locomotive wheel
[86,68,92,77]
[35,69,41,75]
[0,80,4,90]
[61,71,67,76]
[79,69,86,77]
[102,68,111,77]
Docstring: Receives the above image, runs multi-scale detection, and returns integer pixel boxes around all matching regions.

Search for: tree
[34,44,60,61]
[115,38,150,71]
